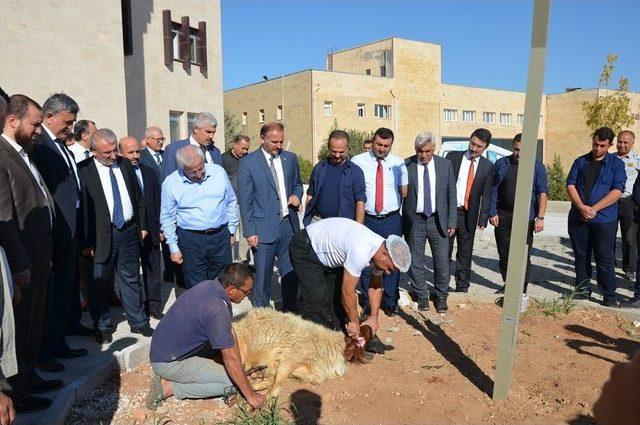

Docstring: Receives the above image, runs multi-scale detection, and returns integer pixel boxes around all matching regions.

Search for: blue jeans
[568,220,618,302]
[92,224,148,330]
[252,218,298,311]
[177,226,232,290]
[360,212,402,309]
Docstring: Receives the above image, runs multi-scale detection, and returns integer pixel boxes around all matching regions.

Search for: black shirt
[221,150,241,196]
[498,158,519,213]
[315,161,345,218]
[582,157,604,205]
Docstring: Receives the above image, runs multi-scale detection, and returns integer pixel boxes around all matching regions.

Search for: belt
[457,207,467,212]
[112,220,135,231]
[183,224,227,235]
[366,210,399,220]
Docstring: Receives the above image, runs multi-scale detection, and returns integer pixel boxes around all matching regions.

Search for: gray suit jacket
[402,155,457,238]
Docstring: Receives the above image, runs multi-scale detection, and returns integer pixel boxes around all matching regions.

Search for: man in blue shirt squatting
[566,126,626,307]
[146,263,267,410]
[303,129,366,226]
[160,145,238,289]
[488,133,548,313]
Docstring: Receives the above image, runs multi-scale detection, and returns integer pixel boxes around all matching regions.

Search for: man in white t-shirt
[289,217,410,340]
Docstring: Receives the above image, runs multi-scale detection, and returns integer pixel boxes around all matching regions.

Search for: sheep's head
[344,325,373,363]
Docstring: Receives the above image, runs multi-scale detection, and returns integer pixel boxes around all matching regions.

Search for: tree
[316,120,373,161]
[582,54,636,134]
[546,154,568,201]
[297,155,313,184]
[224,111,241,151]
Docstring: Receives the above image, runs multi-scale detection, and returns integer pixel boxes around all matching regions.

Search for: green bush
[316,121,372,161]
[297,155,313,184]
[546,154,568,201]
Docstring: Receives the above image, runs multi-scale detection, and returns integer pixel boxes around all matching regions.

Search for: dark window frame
[162,10,208,73]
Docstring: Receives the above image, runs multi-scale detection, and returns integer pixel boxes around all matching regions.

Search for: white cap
[385,235,411,273]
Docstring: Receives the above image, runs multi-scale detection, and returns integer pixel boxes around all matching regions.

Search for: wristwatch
[536,216,545,221]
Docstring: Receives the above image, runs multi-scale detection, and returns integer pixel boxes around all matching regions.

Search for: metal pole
[493,0,551,401]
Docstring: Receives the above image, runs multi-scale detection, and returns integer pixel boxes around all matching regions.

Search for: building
[0,0,224,143]
[224,37,639,170]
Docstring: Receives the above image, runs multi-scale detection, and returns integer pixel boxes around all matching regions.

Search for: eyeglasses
[235,286,252,297]
[152,137,166,142]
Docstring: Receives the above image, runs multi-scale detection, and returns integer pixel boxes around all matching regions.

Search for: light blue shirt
[161,164,239,253]
[351,151,408,215]
[618,151,640,198]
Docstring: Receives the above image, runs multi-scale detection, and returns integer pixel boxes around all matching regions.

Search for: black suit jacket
[446,151,494,229]
[30,130,80,247]
[402,155,457,238]
[139,148,163,186]
[137,164,161,246]
[78,157,147,263]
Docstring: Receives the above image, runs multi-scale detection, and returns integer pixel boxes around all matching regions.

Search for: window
[189,29,199,65]
[171,25,180,60]
[276,105,282,120]
[357,103,365,118]
[324,101,333,116]
[443,109,457,122]
[374,104,390,119]
[162,10,208,72]
[462,110,476,122]
[517,114,524,125]
[483,112,495,124]
[380,66,386,77]
[258,109,265,123]
[187,112,197,134]
[242,112,247,126]
[499,113,512,125]
[169,111,183,141]
[365,69,371,75]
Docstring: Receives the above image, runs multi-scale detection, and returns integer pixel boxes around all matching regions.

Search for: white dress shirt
[147,147,162,166]
[261,148,289,218]
[351,151,408,215]
[134,166,144,191]
[190,135,213,164]
[456,150,478,208]
[618,151,640,198]
[68,141,92,163]
[94,159,134,224]
[416,160,437,214]
[2,133,52,224]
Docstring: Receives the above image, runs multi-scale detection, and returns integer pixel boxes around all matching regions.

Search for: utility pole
[493,0,551,401]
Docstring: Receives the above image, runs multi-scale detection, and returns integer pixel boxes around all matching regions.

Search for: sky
[221,0,639,94]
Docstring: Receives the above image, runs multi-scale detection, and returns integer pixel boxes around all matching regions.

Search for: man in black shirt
[222,135,250,262]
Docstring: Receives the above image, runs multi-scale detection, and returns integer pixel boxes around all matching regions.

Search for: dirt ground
[66,301,640,425]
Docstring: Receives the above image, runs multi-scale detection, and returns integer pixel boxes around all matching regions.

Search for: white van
[438,140,512,164]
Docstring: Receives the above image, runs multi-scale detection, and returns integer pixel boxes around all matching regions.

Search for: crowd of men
[1,87,639,418]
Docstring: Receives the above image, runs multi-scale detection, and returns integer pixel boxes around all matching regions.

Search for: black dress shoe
[149,311,165,320]
[131,325,154,337]
[602,298,619,308]
[30,378,64,394]
[417,299,430,311]
[621,298,640,308]
[52,347,88,359]
[37,359,65,373]
[382,305,399,317]
[14,396,52,413]
[454,287,469,293]
[435,299,449,313]
[66,323,95,337]
[96,331,113,344]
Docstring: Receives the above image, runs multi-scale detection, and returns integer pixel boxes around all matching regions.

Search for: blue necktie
[423,163,433,218]
[109,166,125,228]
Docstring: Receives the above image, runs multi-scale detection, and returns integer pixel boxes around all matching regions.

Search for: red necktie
[375,158,384,214]
[464,158,475,210]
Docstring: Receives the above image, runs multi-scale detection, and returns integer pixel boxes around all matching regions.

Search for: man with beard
[222,135,251,262]
[0,95,59,412]
[304,130,366,226]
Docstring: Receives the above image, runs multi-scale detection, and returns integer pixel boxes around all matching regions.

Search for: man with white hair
[289,217,410,340]
[78,128,151,343]
[161,112,221,181]
[140,126,165,183]
[160,145,238,289]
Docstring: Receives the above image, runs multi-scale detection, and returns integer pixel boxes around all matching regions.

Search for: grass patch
[216,397,294,425]
[532,284,589,318]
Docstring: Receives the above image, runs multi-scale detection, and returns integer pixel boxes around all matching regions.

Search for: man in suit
[304,130,366,226]
[78,129,151,343]
[140,126,165,184]
[446,128,494,293]
[351,127,408,317]
[0,95,61,413]
[238,122,302,311]
[30,93,88,373]
[68,120,97,163]
[0,95,7,129]
[222,135,251,262]
[161,112,221,181]
[403,131,457,313]
[119,136,163,320]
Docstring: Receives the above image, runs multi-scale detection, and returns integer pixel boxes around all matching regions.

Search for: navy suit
[238,148,303,310]
[140,148,163,185]
[30,130,81,355]
[161,138,221,181]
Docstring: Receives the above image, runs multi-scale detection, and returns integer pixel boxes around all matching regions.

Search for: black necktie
[200,146,208,163]
[56,140,81,196]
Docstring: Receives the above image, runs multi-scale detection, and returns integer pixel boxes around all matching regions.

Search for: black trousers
[494,212,535,293]
[618,196,637,273]
[289,230,345,331]
[141,238,162,315]
[449,209,476,290]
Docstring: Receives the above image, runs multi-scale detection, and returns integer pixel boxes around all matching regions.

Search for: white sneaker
[520,293,529,313]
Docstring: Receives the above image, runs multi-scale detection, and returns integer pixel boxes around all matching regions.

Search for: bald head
[119,136,141,166]
[144,126,165,152]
